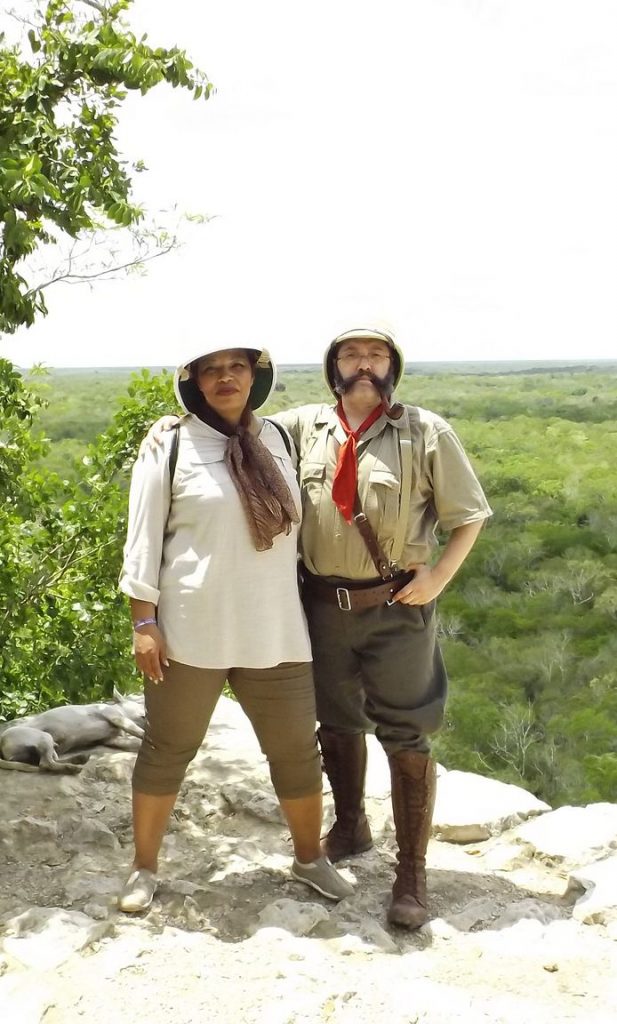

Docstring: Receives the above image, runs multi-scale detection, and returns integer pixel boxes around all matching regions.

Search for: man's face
[334,338,393,397]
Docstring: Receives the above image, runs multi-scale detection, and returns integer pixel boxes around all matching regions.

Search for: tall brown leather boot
[318,727,373,862]
[387,750,437,929]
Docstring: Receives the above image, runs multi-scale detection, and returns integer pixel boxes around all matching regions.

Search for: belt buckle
[336,587,352,611]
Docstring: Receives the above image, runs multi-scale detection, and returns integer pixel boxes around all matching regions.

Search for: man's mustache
[336,370,386,393]
[334,369,393,395]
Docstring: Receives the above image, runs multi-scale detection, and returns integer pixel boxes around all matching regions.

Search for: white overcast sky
[3,0,617,367]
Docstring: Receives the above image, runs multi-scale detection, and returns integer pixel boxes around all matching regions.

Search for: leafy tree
[583,753,617,802]
[0,358,176,719]
[0,0,211,715]
[0,0,211,333]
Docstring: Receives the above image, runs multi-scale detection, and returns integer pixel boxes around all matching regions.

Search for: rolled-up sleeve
[428,424,492,532]
[118,440,171,604]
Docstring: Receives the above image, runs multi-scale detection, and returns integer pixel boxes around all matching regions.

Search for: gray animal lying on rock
[0,688,145,773]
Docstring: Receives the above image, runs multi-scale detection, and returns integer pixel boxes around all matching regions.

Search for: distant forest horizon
[17,358,617,376]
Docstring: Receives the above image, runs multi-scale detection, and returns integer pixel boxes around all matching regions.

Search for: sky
[3,0,617,368]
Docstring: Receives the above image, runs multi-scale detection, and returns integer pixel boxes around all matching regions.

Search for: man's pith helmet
[323,327,405,398]
[174,345,276,415]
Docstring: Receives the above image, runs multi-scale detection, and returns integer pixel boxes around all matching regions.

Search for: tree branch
[78,0,106,13]
[27,238,177,295]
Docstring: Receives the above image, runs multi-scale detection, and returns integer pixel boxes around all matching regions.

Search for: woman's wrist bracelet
[133,617,157,630]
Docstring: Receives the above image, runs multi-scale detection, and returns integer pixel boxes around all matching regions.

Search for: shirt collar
[322,402,406,437]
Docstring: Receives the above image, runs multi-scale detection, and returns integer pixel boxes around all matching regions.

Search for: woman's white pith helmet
[322,325,405,398]
[174,345,276,415]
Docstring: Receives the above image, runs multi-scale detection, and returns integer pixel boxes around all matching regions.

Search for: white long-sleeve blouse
[119,416,312,669]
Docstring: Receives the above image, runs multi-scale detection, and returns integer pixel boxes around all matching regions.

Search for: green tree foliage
[0,0,211,333]
[0,357,175,718]
[425,372,617,806]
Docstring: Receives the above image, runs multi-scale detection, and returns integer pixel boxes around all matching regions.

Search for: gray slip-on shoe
[118,868,157,913]
[291,856,354,901]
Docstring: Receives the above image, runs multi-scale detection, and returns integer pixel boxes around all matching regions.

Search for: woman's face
[194,349,255,423]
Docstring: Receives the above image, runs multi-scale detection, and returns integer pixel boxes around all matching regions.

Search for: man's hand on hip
[392,564,446,605]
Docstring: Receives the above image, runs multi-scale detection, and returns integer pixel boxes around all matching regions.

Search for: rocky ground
[1,697,616,1024]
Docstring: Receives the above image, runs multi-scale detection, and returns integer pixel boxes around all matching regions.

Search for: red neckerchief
[332,400,384,523]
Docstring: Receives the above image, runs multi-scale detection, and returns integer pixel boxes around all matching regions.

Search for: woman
[118,343,352,912]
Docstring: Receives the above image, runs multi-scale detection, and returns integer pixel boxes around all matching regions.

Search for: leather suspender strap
[352,493,398,580]
[391,406,412,565]
[339,409,413,581]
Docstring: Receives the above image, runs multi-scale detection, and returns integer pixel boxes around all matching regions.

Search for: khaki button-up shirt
[275,404,492,580]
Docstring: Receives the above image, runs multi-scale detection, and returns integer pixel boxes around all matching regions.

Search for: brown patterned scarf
[198,401,299,551]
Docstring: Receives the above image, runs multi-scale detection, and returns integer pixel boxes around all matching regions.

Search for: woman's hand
[138,415,181,457]
[133,624,169,683]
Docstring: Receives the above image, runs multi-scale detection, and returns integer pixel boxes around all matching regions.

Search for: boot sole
[387,902,428,929]
[387,912,428,930]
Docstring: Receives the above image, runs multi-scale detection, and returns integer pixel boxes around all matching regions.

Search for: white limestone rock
[220,782,286,824]
[568,853,617,924]
[0,973,53,1024]
[83,900,112,921]
[86,752,135,784]
[489,898,566,929]
[0,817,68,866]
[254,898,330,936]
[513,803,617,870]
[348,917,398,953]
[423,917,459,940]
[61,817,120,851]
[1,695,616,1024]
[443,896,500,931]
[467,840,532,872]
[1,907,112,969]
[432,770,551,842]
[364,734,394,799]
[63,868,121,902]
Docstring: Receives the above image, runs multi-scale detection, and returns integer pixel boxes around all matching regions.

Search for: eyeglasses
[336,350,392,368]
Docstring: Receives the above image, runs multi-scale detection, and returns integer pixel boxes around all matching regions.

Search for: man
[274,326,492,929]
[147,324,491,928]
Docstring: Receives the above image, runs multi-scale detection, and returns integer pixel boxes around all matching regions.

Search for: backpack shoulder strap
[264,417,293,458]
[168,423,180,487]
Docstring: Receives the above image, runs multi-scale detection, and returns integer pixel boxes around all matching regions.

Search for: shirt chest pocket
[299,461,327,520]
[364,468,401,537]
[176,452,228,502]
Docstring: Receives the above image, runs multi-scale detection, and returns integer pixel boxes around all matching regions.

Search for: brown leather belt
[301,568,414,612]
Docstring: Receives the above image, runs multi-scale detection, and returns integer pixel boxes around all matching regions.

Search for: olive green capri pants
[133,659,322,799]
